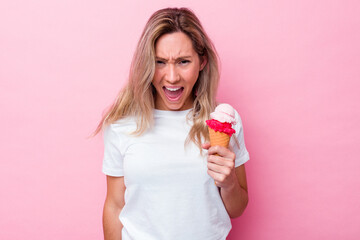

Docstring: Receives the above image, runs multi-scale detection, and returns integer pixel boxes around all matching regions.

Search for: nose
[165,64,180,83]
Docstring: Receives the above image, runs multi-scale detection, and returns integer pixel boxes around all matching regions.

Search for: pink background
[1,0,359,239]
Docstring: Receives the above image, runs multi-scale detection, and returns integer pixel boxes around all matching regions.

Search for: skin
[103,176,125,240]
[153,32,249,217]
[202,143,249,218]
[103,31,248,239]
[152,31,207,111]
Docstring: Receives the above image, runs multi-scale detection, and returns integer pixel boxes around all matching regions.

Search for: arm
[202,143,249,218]
[219,165,248,218]
[103,175,126,240]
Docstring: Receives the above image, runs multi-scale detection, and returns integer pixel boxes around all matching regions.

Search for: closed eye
[156,60,165,64]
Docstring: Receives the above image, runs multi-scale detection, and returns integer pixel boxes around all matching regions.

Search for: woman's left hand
[202,142,237,190]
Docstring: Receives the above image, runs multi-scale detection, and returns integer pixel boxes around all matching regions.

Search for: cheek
[184,68,200,85]
[152,71,162,86]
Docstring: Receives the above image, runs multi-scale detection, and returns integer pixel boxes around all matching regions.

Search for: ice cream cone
[208,127,230,148]
[208,127,230,187]
[206,104,237,187]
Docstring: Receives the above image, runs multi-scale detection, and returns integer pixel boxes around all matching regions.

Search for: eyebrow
[155,56,192,61]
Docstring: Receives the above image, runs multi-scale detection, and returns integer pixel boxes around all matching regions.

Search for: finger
[207,154,234,168]
[207,169,225,183]
[207,145,228,156]
[207,154,226,165]
[202,142,211,149]
[208,145,235,159]
[207,162,231,175]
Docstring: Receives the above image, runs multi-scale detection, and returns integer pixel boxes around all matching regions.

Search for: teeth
[165,87,181,91]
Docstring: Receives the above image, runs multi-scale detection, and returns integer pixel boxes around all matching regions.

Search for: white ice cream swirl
[210,103,237,125]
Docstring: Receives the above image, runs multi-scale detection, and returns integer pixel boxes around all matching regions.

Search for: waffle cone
[208,127,230,148]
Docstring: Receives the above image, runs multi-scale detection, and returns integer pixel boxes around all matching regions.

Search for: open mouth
[163,86,184,102]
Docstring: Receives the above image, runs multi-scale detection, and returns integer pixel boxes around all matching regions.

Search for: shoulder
[103,117,138,157]
[106,117,137,134]
[103,117,138,142]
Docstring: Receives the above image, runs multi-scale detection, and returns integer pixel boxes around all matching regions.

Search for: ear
[199,55,208,71]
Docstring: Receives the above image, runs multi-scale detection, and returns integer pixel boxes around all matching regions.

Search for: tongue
[164,87,183,99]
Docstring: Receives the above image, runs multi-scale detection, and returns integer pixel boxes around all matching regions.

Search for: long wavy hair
[92,7,220,150]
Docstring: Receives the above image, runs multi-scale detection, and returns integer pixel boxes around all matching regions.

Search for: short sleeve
[102,124,124,177]
[229,110,250,167]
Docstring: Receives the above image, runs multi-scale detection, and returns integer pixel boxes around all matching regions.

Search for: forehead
[155,32,196,58]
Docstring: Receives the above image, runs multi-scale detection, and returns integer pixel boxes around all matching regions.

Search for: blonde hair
[92,7,220,150]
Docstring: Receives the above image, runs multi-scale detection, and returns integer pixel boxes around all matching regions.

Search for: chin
[165,103,185,111]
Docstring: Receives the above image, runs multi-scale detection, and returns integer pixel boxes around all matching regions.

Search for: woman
[94,7,250,240]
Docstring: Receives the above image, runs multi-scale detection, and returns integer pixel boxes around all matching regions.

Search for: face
[152,31,206,111]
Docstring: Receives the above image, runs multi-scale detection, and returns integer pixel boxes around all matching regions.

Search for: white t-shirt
[102,108,250,240]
